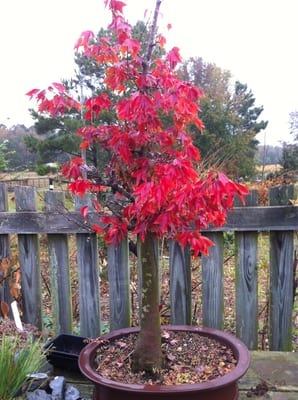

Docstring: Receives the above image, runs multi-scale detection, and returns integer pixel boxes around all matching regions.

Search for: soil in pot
[79,325,250,400]
[93,329,238,385]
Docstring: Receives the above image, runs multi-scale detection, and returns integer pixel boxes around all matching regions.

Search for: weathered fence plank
[0,206,297,234]
[202,232,224,330]
[0,183,13,313]
[169,241,192,325]
[45,191,72,334]
[235,190,259,349]
[236,232,258,349]
[269,231,294,350]
[77,233,100,337]
[75,195,100,338]
[269,186,294,351]
[108,238,131,331]
[15,186,42,330]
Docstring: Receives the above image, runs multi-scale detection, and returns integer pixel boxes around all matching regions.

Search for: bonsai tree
[27,0,248,373]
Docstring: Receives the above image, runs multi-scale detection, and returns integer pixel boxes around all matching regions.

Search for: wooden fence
[0,183,297,351]
[2,177,52,191]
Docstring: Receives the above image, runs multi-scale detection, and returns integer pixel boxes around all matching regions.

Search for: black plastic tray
[44,334,88,371]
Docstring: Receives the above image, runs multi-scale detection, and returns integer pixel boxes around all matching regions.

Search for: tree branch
[143,0,162,72]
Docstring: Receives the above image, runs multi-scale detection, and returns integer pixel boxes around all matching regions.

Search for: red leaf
[68,180,91,197]
[92,223,104,235]
[105,0,126,14]
[1,301,9,318]
[80,205,89,222]
[116,341,127,348]
[92,200,102,212]
[156,34,166,48]
[167,353,176,362]
[120,37,140,57]
[162,331,170,339]
[153,213,170,234]
[52,82,66,92]
[74,30,95,51]
[25,88,40,98]
[80,141,89,150]
[85,94,112,119]
[166,47,182,68]
[108,15,131,35]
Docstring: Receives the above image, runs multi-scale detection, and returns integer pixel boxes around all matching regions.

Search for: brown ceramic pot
[79,325,250,400]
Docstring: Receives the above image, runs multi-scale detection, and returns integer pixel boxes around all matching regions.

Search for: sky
[1,0,297,146]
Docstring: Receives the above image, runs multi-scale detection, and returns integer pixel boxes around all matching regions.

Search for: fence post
[45,190,72,334]
[75,194,101,337]
[235,190,259,349]
[170,241,192,325]
[108,237,131,330]
[202,232,224,329]
[15,186,43,330]
[269,185,294,351]
[0,183,14,316]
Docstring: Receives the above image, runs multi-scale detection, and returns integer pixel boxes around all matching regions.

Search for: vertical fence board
[170,241,192,325]
[77,233,100,337]
[0,183,14,314]
[45,191,72,334]
[202,232,224,329]
[75,194,100,337]
[108,238,130,330]
[269,186,294,351]
[235,190,259,349]
[236,232,258,349]
[15,186,42,329]
[269,231,294,350]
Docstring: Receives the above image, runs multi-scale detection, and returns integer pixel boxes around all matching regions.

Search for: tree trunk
[131,2,163,372]
[132,233,163,372]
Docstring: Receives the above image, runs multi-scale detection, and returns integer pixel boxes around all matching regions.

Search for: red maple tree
[27,0,248,372]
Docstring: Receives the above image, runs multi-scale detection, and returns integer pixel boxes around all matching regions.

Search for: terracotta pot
[79,325,250,400]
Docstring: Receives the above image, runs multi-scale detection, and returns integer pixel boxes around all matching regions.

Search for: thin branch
[143,0,162,72]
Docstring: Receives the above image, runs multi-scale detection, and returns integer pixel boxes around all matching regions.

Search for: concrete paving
[239,351,298,399]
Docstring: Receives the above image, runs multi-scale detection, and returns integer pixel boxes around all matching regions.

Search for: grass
[0,335,46,400]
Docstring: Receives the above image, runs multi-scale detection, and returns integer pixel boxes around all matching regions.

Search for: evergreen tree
[0,140,14,171]
[281,111,298,171]
[227,81,267,178]
[180,58,267,178]
[281,143,298,171]
[25,110,82,166]
[0,125,37,170]
[25,22,158,172]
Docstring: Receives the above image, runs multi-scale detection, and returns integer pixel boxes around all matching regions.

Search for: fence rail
[0,183,297,351]
[1,177,52,190]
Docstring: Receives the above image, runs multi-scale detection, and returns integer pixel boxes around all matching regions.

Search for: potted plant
[27,0,250,398]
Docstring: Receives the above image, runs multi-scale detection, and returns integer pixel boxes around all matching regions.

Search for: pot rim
[79,325,250,393]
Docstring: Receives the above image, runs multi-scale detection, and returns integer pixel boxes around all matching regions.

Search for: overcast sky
[1,0,297,145]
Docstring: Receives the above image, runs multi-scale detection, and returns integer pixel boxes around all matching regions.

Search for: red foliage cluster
[27,0,248,257]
